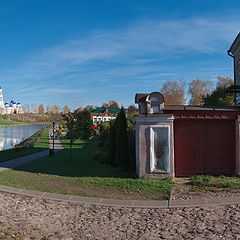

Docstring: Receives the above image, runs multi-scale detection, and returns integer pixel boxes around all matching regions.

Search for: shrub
[190,175,214,187]
[92,151,103,160]
[109,120,117,164]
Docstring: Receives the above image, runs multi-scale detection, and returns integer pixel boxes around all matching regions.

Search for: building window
[150,126,170,173]
[150,97,158,101]
[152,106,159,113]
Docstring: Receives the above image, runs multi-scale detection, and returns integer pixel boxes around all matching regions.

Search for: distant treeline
[1,113,63,124]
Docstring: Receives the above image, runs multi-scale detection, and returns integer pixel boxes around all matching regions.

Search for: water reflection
[0,125,48,150]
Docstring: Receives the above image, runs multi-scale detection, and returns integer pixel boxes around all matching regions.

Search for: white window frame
[150,125,170,173]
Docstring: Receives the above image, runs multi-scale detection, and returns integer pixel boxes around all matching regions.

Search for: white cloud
[5,17,240,81]
[1,15,239,106]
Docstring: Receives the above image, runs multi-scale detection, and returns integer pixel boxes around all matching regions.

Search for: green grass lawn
[0,136,173,200]
[0,118,29,126]
[0,127,49,163]
[190,175,240,191]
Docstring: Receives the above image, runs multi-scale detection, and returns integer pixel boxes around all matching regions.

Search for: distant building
[88,107,120,124]
[0,87,23,114]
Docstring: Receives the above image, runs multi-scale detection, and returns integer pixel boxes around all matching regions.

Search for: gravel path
[1,191,240,239]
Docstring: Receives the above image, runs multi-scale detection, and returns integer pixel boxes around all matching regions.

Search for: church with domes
[0,87,23,114]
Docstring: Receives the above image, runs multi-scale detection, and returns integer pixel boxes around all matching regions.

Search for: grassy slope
[0,136,173,200]
[0,127,49,163]
[0,118,29,126]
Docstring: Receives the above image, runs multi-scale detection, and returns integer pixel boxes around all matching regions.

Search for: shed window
[150,126,170,173]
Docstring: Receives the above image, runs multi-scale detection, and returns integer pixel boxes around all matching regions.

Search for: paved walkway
[0,139,63,172]
[0,184,240,209]
[49,138,64,150]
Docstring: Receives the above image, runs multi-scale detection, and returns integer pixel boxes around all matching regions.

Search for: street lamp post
[52,122,55,155]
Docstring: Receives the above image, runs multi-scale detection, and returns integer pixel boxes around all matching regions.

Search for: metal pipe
[52,122,55,155]
[227,50,236,105]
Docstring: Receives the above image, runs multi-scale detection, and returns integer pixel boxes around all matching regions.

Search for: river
[0,125,48,150]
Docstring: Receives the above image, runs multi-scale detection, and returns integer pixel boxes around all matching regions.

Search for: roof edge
[228,32,240,54]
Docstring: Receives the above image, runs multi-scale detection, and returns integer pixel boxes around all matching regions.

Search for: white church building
[0,87,23,114]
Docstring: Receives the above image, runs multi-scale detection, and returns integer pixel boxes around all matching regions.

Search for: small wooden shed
[134,32,240,178]
[135,95,240,178]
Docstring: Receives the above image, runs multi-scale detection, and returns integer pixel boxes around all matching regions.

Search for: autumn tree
[203,77,234,106]
[188,79,212,105]
[83,105,94,111]
[108,100,119,108]
[38,104,45,114]
[51,105,60,114]
[127,104,138,114]
[63,105,71,114]
[217,76,233,88]
[31,104,38,113]
[101,102,108,107]
[22,104,30,113]
[46,105,51,114]
[160,80,185,105]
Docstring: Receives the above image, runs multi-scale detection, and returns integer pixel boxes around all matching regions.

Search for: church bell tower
[0,87,4,107]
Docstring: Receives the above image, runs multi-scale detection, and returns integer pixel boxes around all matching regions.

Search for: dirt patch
[172,177,240,200]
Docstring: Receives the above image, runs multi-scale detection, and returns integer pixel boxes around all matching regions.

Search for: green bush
[109,120,116,164]
[91,151,103,160]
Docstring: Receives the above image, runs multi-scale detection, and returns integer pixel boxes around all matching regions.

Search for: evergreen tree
[109,119,117,165]
[203,77,234,106]
[114,108,130,170]
[62,112,78,159]
[75,110,93,142]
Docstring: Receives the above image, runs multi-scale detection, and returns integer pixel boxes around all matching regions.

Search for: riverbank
[0,127,49,163]
[0,122,50,127]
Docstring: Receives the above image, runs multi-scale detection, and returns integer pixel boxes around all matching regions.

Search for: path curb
[1,185,240,209]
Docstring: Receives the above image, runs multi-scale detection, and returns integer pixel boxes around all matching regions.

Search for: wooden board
[174,120,235,176]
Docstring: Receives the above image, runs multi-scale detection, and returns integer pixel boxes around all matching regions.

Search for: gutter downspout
[227,49,236,106]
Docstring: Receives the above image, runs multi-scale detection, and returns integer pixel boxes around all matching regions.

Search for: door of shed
[174,120,235,176]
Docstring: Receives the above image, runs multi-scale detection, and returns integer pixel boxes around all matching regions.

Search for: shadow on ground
[0,147,47,164]
[14,137,134,178]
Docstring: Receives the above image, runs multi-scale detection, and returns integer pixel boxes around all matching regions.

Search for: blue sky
[0,0,240,109]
